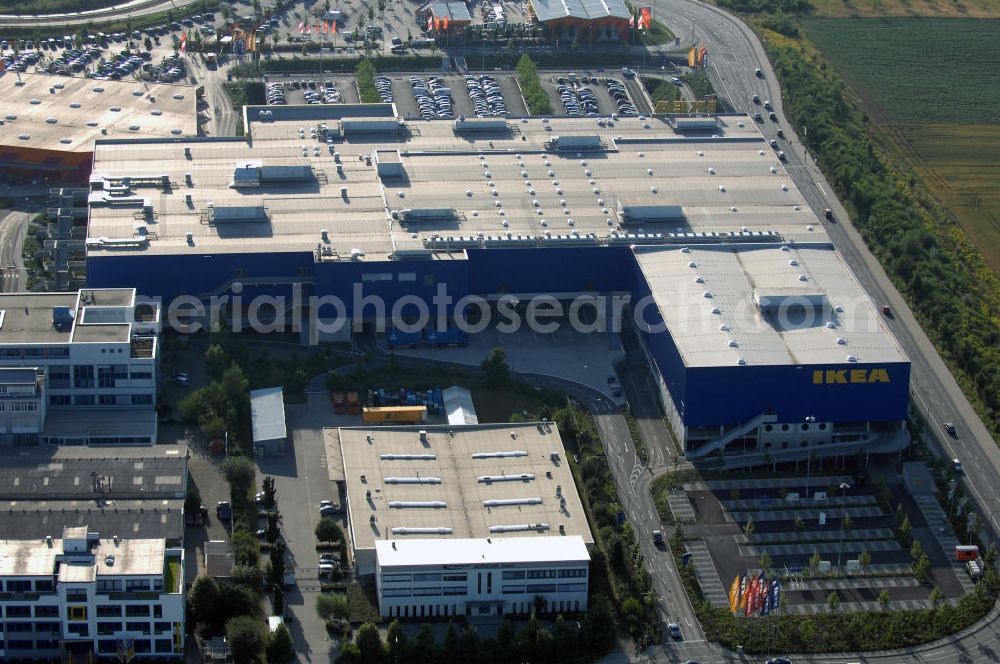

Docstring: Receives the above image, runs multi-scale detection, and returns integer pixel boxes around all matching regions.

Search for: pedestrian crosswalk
[738,539,900,558]
[737,528,895,544]
[685,540,730,608]
[668,490,697,523]
[685,475,854,492]
[726,506,883,522]
[912,495,978,595]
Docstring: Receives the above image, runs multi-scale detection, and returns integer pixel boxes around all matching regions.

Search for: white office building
[0,288,160,446]
[375,536,590,619]
[0,526,185,661]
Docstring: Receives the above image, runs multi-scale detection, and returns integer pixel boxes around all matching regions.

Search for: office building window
[98,640,118,654]
[132,394,153,406]
[66,589,87,602]
[153,605,163,619]
[155,639,173,653]
[48,365,71,388]
[99,394,116,405]
[6,606,31,617]
[73,365,95,388]
[49,394,71,406]
[126,605,151,617]
[75,394,95,406]
[68,606,87,621]
[126,621,151,634]
[130,371,153,380]
[67,623,89,637]
[35,604,58,615]
[154,622,170,634]
[96,605,123,617]
[134,639,151,653]
[5,640,32,649]
[98,622,121,636]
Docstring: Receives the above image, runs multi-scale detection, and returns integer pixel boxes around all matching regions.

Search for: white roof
[250,387,286,442]
[443,385,478,425]
[634,244,907,367]
[375,535,589,568]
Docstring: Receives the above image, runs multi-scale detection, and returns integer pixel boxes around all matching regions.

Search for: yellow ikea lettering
[812,368,892,384]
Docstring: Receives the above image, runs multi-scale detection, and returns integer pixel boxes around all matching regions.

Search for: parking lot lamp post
[837,482,850,571]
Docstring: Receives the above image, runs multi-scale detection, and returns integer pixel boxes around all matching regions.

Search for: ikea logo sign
[812,368,891,385]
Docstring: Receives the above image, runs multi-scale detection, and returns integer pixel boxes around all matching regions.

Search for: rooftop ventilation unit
[489,524,550,533]
[52,306,75,331]
[391,527,453,535]
[453,117,510,133]
[388,501,447,509]
[477,474,535,483]
[471,451,528,459]
[483,498,543,507]
[397,208,456,222]
[545,135,605,151]
[384,477,442,484]
[379,453,436,461]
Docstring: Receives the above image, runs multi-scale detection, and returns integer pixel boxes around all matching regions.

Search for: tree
[356,622,385,663]
[269,540,287,586]
[496,617,516,653]
[481,347,510,387]
[859,549,871,572]
[261,476,277,510]
[414,623,438,660]
[929,585,943,607]
[809,550,822,576]
[913,553,931,582]
[386,620,407,660]
[272,586,284,615]
[230,563,262,589]
[911,539,924,562]
[316,517,344,543]
[759,552,773,572]
[745,518,755,538]
[226,615,264,664]
[316,593,350,622]
[553,615,577,660]
[826,591,840,611]
[897,515,912,545]
[221,456,256,494]
[266,623,295,664]
[794,515,805,531]
[878,589,891,610]
[188,576,221,625]
[266,513,280,543]
[620,597,645,637]
[579,594,615,653]
[232,528,260,568]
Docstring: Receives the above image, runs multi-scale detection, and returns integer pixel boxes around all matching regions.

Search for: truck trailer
[362,405,428,424]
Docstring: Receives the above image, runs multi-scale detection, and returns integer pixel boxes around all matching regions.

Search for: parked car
[952,457,963,473]
[171,372,190,385]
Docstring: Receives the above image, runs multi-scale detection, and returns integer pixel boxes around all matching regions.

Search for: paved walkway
[783,598,950,615]
[737,528,895,544]
[739,539,900,557]
[912,494,978,595]
[668,490,697,523]
[685,475,854,491]
[726,506,883,522]
[685,540,730,608]
[721,494,876,511]
[785,576,920,592]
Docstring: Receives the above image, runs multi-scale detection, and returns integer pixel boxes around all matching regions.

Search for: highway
[0,0,201,28]
[631,0,1000,661]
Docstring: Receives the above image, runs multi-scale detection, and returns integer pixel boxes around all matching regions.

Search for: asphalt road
[0,0,202,27]
[0,209,30,292]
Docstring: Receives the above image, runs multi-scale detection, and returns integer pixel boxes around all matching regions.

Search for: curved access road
[0,0,200,28]
[636,0,1000,661]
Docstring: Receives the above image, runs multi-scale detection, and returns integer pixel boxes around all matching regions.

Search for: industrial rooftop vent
[672,116,719,132]
[340,117,404,134]
[453,117,510,133]
[544,135,605,152]
[52,306,75,331]
[232,161,312,188]
[395,208,456,223]
[618,203,685,224]
[374,150,405,178]
[209,205,269,224]
[754,288,828,315]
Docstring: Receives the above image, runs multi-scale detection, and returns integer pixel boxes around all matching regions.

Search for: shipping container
[346,391,361,414]
[427,327,468,347]
[388,328,423,347]
[332,391,346,414]
[956,545,980,562]
[362,405,427,424]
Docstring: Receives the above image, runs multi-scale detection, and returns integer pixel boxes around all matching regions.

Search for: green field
[803,18,1000,124]
[805,17,1000,275]
[810,0,1000,17]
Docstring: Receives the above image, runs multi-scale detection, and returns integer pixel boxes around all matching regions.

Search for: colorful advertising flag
[687,47,696,67]
[298,22,305,34]
[699,45,708,65]
[628,13,635,28]
[442,15,449,30]
[728,575,741,613]
[331,20,337,32]
[640,6,652,28]
[743,575,757,615]
[738,573,748,610]
[178,31,187,54]
[427,15,433,30]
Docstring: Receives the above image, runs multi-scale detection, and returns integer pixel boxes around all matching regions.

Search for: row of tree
[338,603,615,664]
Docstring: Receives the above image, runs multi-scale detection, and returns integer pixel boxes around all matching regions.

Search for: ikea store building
[83,104,910,467]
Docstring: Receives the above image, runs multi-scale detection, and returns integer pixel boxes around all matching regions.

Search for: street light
[837,482,851,571]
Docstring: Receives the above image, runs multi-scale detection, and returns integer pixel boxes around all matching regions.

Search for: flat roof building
[0,529,185,661]
[0,73,199,182]
[250,386,287,457]
[333,422,592,576]
[0,287,160,446]
[85,106,911,468]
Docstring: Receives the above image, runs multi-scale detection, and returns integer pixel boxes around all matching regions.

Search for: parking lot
[670,468,972,615]
[265,75,360,106]
[386,72,527,121]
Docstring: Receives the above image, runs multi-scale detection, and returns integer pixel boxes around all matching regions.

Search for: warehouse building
[0,528,185,661]
[335,422,592,575]
[0,445,188,543]
[250,386,287,457]
[84,106,911,468]
[0,288,160,446]
[0,73,199,183]
[529,0,631,42]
